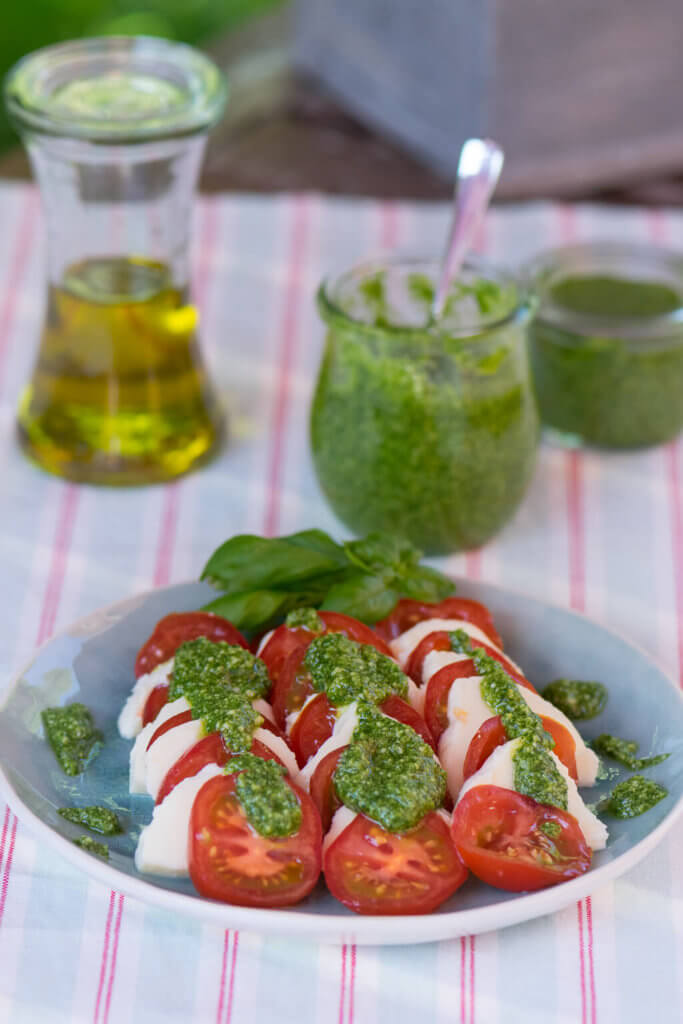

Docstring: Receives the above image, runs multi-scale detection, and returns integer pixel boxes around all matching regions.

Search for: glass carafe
[5,36,227,484]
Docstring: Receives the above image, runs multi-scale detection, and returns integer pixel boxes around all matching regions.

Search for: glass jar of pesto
[310,258,539,554]
[528,242,683,448]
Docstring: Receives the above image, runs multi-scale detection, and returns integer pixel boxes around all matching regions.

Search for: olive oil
[18,257,222,484]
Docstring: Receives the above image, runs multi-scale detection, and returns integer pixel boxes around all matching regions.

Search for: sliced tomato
[155,732,285,805]
[406,631,535,691]
[379,695,436,751]
[146,710,192,750]
[142,683,170,726]
[451,785,590,891]
[271,645,316,730]
[258,626,316,691]
[463,716,578,782]
[423,661,478,743]
[309,747,345,831]
[289,693,336,767]
[374,597,502,649]
[135,612,249,678]
[189,773,322,907]
[323,810,467,915]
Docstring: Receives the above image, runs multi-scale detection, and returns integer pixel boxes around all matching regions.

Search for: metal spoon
[431,138,504,320]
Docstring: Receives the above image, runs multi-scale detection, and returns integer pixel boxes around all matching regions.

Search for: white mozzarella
[252,698,275,725]
[299,703,360,790]
[285,692,318,737]
[421,650,472,686]
[406,676,424,714]
[437,676,489,798]
[145,719,205,800]
[117,659,173,739]
[128,696,191,795]
[457,739,608,851]
[256,629,274,656]
[134,764,223,876]
[518,688,600,786]
[390,619,506,669]
[323,806,358,854]
[253,728,300,779]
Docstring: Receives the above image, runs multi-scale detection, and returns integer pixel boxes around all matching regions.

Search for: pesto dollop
[74,835,109,858]
[604,775,668,818]
[225,753,302,837]
[219,700,263,754]
[542,678,608,720]
[59,806,122,835]
[334,702,446,832]
[41,703,103,776]
[591,733,670,771]
[304,632,408,707]
[285,607,324,632]
[169,638,269,733]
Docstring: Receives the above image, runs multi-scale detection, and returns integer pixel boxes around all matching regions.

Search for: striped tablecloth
[0,183,682,1023]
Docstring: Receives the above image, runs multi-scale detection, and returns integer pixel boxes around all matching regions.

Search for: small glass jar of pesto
[310,258,539,555]
[528,242,683,448]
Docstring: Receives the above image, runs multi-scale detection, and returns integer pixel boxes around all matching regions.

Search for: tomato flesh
[379,695,436,751]
[189,773,322,907]
[324,811,468,915]
[463,716,578,782]
[451,785,591,891]
[142,683,170,726]
[289,693,336,766]
[374,598,502,649]
[407,630,535,692]
[135,612,248,678]
[309,747,345,830]
[146,710,192,750]
[271,646,316,730]
[156,733,285,805]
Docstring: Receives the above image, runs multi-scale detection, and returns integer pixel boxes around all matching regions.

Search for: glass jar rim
[526,241,683,347]
[318,254,532,342]
[4,35,227,143]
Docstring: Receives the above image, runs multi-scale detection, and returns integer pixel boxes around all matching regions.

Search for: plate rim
[1,577,682,946]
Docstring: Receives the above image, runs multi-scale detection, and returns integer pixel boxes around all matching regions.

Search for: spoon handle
[432,139,504,319]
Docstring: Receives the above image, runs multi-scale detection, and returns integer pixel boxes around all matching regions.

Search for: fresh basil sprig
[200,530,454,631]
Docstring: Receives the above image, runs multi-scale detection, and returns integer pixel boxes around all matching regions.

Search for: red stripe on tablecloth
[380,202,399,249]
[36,486,80,647]
[102,893,125,1024]
[153,483,181,587]
[666,442,683,687]
[465,551,482,580]
[468,935,476,1024]
[0,807,10,874]
[93,891,115,1024]
[193,197,221,311]
[224,930,240,1024]
[565,451,585,614]
[577,900,588,1024]
[0,190,38,396]
[0,815,17,929]
[263,196,310,538]
[459,936,467,1024]
[347,943,357,1024]
[338,942,348,1024]
[585,895,596,1024]
[215,930,230,1024]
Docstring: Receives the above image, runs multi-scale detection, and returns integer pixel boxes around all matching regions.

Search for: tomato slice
[189,773,322,907]
[309,747,345,830]
[142,683,170,726]
[406,631,535,691]
[258,626,315,690]
[135,612,249,678]
[451,785,591,891]
[463,716,578,782]
[146,710,192,750]
[156,732,286,805]
[324,811,468,915]
[374,598,503,649]
[379,695,436,751]
[289,693,337,767]
[271,646,316,730]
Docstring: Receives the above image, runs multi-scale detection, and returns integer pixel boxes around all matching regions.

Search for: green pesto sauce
[542,678,608,720]
[605,775,668,818]
[219,701,263,754]
[225,753,301,838]
[530,274,683,448]
[169,638,269,733]
[41,703,103,776]
[304,632,408,706]
[74,835,109,859]
[311,272,539,554]
[285,607,324,632]
[334,702,446,832]
[59,806,122,835]
[450,630,568,810]
[591,733,670,771]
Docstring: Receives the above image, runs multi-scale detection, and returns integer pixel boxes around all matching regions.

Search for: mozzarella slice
[438,676,489,799]
[323,806,358,854]
[285,692,318,737]
[252,698,275,725]
[145,718,205,800]
[390,619,509,669]
[129,697,189,793]
[299,703,360,790]
[135,764,223,876]
[118,659,173,739]
[421,650,472,687]
[253,728,300,779]
[518,688,599,786]
[256,629,274,656]
[457,739,608,851]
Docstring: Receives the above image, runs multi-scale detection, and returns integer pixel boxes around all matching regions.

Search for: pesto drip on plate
[591,733,670,771]
[542,678,608,720]
[59,806,122,835]
[334,701,446,832]
[41,703,103,776]
[285,607,324,633]
[449,630,569,810]
[225,753,301,837]
[603,775,668,818]
[304,632,408,707]
[74,835,109,859]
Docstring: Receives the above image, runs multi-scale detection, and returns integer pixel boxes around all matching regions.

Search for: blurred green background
[0,0,280,151]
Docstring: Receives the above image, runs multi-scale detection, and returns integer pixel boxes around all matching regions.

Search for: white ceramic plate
[1,580,681,945]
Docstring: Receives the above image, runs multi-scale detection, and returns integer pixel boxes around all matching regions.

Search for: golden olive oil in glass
[18,256,222,484]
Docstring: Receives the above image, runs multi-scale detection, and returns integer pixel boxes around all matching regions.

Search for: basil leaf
[394,564,455,602]
[201,532,347,594]
[321,573,399,623]
[202,588,328,631]
[344,534,420,574]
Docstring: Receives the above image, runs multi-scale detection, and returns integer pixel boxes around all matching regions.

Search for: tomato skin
[309,747,345,830]
[155,733,285,805]
[189,773,322,907]
[271,646,316,730]
[379,695,436,751]
[463,716,578,782]
[451,785,591,891]
[424,662,479,743]
[258,627,314,692]
[146,710,193,750]
[407,631,535,692]
[289,693,336,767]
[135,612,249,678]
[374,598,503,649]
[142,683,170,726]
[324,811,468,915]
